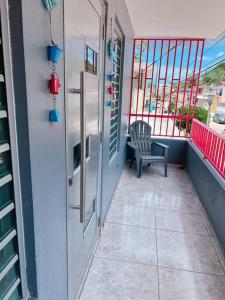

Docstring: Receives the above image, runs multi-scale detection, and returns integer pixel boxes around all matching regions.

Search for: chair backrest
[129,121,152,155]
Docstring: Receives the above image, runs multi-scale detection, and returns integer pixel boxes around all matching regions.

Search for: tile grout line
[185,170,225,275]
[104,221,210,237]
[153,166,161,300]
[93,254,225,278]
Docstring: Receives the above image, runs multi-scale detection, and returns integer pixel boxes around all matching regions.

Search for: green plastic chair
[128,121,169,178]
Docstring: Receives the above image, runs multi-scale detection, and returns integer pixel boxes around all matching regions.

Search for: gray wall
[101,0,134,223]
[8,0,37,296]
[20,0,134,298]
[186,142,225,254]
[126,137,187,165]
[21,1,67,299]
[151,138,187,165]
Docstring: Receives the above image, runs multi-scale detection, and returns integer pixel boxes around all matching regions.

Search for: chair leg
[136,158,142,178]
[164,148,169,177]
[164,161,168,177]
[129,159,134,168]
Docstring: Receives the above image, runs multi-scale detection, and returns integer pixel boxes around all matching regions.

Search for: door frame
[95,0,107,228]
[0,0,28,298]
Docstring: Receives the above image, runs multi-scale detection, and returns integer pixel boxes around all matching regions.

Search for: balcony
[1,1,225,299]
[80,157,225,299]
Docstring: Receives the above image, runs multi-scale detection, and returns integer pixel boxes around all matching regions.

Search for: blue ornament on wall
[49,108,61,123]
[107,100,112,108]
[107,72,114,82]
[47,44,63,63]
[43,0,59,11]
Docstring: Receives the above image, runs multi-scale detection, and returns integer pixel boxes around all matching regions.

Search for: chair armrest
[127,142,140,156]
[153,142,169,149]
[127,142,138,150]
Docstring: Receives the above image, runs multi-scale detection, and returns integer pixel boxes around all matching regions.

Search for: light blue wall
[21,1,67,299]
[101,0,134,223]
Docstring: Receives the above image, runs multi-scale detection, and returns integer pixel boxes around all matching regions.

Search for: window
[85,45,97,75]
[0,17,22,300]
[109,22,124,160]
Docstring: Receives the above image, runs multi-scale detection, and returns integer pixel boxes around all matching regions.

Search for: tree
[176,106,208,132]
[202,62,225,85]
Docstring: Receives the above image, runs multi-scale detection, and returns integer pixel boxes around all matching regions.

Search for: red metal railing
[129,38,205,137]
[191,118,225,178]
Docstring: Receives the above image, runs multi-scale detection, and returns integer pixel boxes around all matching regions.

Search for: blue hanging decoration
[47,44,63,63]
[44,4,63,123]
[107,100,112,108]
[107,72,114,82]
[49,108,61,123]
[43,0,59,11]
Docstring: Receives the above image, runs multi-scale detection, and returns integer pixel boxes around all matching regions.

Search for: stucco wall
[21,1,67,299]
[19,0,134,298]
[186,142,225,255]
[100,0,134,223]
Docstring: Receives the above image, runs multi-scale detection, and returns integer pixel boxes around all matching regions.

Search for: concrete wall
[21,1,67,299]
[101,0,134,223]
[186,142,225,254]
[151,138,187,165]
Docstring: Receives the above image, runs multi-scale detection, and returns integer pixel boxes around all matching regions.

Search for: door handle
[80,71,86,224]
[70,72,86,223]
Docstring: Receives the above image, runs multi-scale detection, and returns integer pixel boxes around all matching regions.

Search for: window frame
[109,19,125,161]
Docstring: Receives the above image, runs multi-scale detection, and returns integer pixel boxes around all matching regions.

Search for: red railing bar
[134,38,205,41]
[191,119,225,179]
[142,40,150,120]
[129,113,194,119]
[172,41,185,136]
[135,40,143,119]
[129,40,136,125]
[148,40,157,125]
[159,40,171,135]
[186,41,200,132]
[166,40,177,136]
[179,41,192,134]
[193,40,205,116]
[153,40,164,134]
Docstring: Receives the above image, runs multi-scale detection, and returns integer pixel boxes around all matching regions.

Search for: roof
[125,0,225,39]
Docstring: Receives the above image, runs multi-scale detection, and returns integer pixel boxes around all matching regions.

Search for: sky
[134,36,225,83]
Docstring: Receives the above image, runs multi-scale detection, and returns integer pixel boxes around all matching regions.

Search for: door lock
[68,176,73,186]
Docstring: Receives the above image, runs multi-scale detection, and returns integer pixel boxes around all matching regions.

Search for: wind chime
[106,18,114,109]
[43,0,63,122]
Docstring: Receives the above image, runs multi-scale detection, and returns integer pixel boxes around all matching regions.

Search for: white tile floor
[80,164,225,300]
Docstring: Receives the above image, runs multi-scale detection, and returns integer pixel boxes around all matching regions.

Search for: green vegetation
[169,102,176,115]
[176,106,208,132]
[202,62,225,85]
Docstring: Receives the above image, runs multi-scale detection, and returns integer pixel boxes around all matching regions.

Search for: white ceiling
[124,0,225,39]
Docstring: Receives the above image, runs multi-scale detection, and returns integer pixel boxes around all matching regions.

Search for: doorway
[64,0,105,298]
